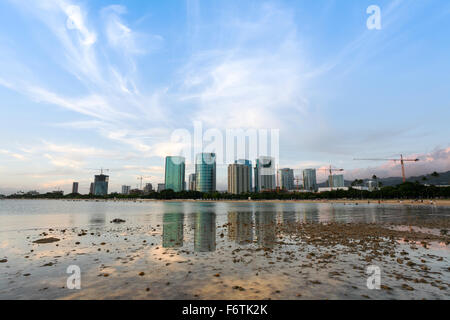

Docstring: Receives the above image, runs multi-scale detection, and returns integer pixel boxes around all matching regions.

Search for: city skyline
[1,0,450,195]
[2,149,450,195]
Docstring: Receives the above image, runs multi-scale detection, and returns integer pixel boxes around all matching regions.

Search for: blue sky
[0,0,449,194]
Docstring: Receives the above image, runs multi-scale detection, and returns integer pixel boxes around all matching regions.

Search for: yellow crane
[354,155,419,182]
[317,166,344,191]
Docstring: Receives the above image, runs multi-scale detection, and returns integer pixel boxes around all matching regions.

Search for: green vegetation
[5,182,450,200]
[431,171,440,177]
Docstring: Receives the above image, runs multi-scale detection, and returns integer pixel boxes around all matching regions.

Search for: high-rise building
[165,156,185,192]
[228,163,251,194]
[94,174,109,196]
[143,183,153,194]
[195,153,216,193]
[329,174,345,188]
[157,183,165,193]
[72,182,79,194]
[254,156,276,192]
[235,159,252,192]
[188,173,196,191]
[303,169,318,192]
[279,168,294,191]
[89,182,94,195]
[121,185,131,195]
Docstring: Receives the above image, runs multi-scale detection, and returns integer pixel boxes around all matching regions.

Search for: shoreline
[3,198,450,207]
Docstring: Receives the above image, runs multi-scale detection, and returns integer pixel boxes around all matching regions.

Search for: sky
[0,0,449,194]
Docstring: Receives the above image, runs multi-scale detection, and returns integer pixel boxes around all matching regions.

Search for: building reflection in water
[88,203,107,226]
[318,204,337,223]
[281,211,297,234]
[255,211,276,248]
[227,212,253,245]
[194,212,216,252]
[162,213,184,248]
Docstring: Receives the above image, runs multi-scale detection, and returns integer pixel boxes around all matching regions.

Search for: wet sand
[0,201,448,300]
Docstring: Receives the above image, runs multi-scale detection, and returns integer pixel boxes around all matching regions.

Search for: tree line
[4,182,450,200]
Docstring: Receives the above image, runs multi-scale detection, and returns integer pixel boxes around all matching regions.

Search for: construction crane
[137,175,152,190]
[294,176,303,192]
[354,155,419,182]
[87,168,110,175]
[316,165,344,191]
[291,169,303,192]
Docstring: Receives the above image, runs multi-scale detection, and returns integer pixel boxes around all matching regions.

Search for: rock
[32,237,60,244]
[41,262,54,267]
[406,261,416,267]
[110,219,126,223]
[232,286,245,291]
[402,284,414,291]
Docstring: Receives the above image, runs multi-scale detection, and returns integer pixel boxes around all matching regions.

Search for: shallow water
[0,200,449,300]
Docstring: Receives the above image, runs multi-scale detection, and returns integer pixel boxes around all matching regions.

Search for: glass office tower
[164,156,185,192]
[303,169,318,192]
[94,174,109,196]
[195,153,216,192]
[279,168,294,191]
[329,174,345,188]
[254,156,276,192]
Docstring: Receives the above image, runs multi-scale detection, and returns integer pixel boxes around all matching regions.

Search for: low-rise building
[143,183,153,194]
[121,185,131,195]
[157,183,166,193]
[318,187,348,192]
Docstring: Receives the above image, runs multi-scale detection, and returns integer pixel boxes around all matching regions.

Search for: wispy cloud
[0,149,26,160]
[178,3,308,129]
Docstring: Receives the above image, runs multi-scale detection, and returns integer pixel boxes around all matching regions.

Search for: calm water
[0,200,449,300]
